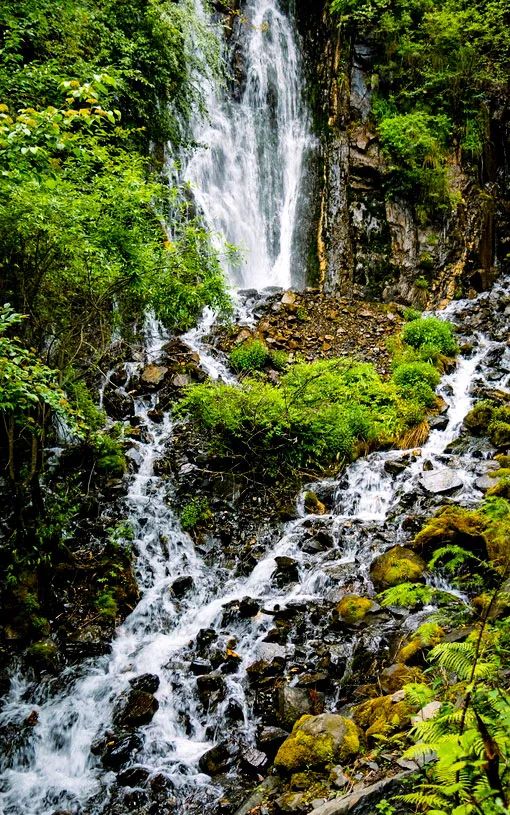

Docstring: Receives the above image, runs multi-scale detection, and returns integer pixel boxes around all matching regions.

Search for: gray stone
[141,364,168,386]
[309,771,412,814]
[420,468,463,494]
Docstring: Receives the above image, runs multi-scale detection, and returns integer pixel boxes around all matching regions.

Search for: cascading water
[183,0,312,289]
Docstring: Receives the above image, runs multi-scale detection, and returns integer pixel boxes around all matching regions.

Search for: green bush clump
[392,361,440,407]
[403,307,422,322]
[401,317,457,356]
[180,498,212,531]
[229,340,288,373]
[229,340,270,372]
[392,362,441,390]
[93,431,126,477]
[177,358,428,476]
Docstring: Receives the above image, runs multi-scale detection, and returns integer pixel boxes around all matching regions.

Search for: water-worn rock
[171,576,194,598]
[274,713,360,772]
[113,689,159,727]
[196,672,226,707]
[308,771,412,814]
[369,546,426,590]
[256,726,290,758]
[420,468,463,494]
[129,674,160,694]
[92,731,143,770]
[277,685,315,729]
[140,364,168,387]
[198,741,237,775]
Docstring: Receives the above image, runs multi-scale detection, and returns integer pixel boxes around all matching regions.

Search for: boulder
[276,685,315,729]
[241,747,269,776]
[420,468,463,495]
[113,689,159,728]
[412,506,486,558]
[198,741,236,775]
[369,546,426,590]
[171,576,194,598]
[93,731,143,770]
[256,726,290,759]
[196,672,226,707]
[140,364,168,387]
[274,556,299,585]
[274,713,360,773]
[129,674,160,694]
[336,594,374,624]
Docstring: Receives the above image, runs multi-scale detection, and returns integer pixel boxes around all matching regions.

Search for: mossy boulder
[26,639,59,670]
[336,594,374,624]
[397,622,444,664]
[379,663,425,693]
[370,546,426,590]
[274,713,360,773]
[489,421,510,448]
[304,491,326,515]
[353,694,412,739]
[463,401,495,435]
[412,505,487,558]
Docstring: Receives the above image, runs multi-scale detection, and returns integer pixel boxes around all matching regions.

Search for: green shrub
[180,498,212,531]
[93,431,126,476]
[96,590,118,620]
[401,317,457,356]
[392,362,441,389]
[177,357,430,476]
[403,307,422,322]
[229,340,269,372]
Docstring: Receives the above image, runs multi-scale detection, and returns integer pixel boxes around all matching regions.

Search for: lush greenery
[177,319,457,477]
[331,0,510,215]
[229,339,288,374]
[372,489,510,815]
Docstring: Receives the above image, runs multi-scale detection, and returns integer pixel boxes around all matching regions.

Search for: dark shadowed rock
[129,674,160,694]
[171,576,194,598]
[113,689,159,728]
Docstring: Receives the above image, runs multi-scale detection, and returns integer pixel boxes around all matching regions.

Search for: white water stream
[183,0,312,289]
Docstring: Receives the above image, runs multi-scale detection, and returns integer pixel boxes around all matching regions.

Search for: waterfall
[183,0,312,290]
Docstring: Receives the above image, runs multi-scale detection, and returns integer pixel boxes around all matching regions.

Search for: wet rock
[117,765,151,787]
[140,364,168,387]
[274,556,299,585]
[190,658,212,676]
[275,713,360,773]
[196,628,218,654]
[304,491,327,515]
[93,731,143,770]
[239,597,260,617]
[256,726,290,759]
[196,672,226,707]
[129,674,160,694]
[241,747,269,776]
[420,468,463,494]
[113,689,159,728]
[199,742,236,775]
[225,699,245,723]
[276,685,315,729]
[384,458,408,475]
[429,414,449,431]
[171,576,194,598]
[369,546,426,590]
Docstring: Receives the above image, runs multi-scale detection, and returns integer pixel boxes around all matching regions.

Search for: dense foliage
[330,0,510,215]
[0,1,229,558]
[178,320,456,477]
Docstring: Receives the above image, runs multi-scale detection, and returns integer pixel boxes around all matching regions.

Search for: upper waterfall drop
[184,0,312,291]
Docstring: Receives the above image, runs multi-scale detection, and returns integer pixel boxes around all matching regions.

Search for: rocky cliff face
[295,2,510,307]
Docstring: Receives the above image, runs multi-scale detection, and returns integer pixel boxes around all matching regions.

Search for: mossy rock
[379,663,425,693]
[26,639,59,670]
[412,505,487,559]
[397,622,444,664]
[274,713,360,773]
[336,594,374,624]
[304,491,326,515]
[352,694,412,739]
[463,401,495,435]
[489,421,510,448]
[370,546,426,591]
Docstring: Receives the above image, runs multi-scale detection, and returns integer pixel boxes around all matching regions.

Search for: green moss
[353,695,412,739]
[397,623,445,663]
[413,506,486,557]
[463,401,495,435]
[274,714,360,773]
[337,594,373,623]
[370,546,426,590]
[229,340,269,373]
[489,421,510,448]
